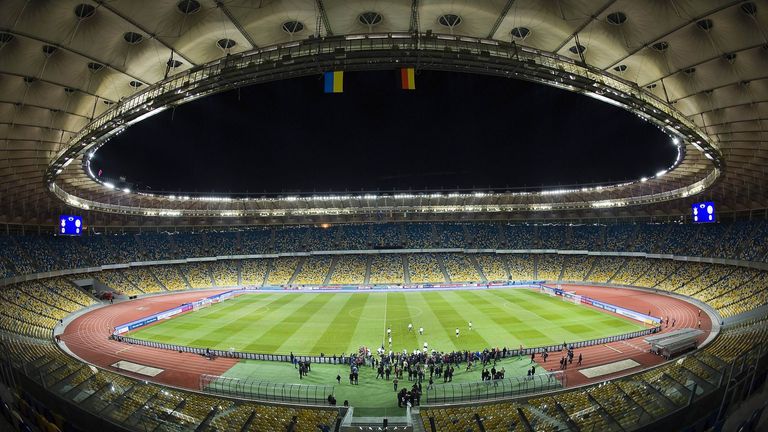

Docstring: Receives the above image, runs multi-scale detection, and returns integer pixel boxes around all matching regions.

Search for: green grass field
[130,288,645,355]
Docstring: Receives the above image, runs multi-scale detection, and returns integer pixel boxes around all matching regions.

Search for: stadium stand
[239,228,274,254]
[2,222,768,432]
[151,265,189,291]
[443,253,482,282]
[408,253,446,284]
[266,257,301,285]
[328,255,368,285]
[292,256,332,285]
[240,259,269,287]
[561,255,595,282]
[587,256,624,283]
[122,267,166,294]
[368,254,405,284]
[537,255,565,281]
[475,254,508,281]
[507,254,535,280]
[210,260,240,287]
[180,263,214,289]
[97,269,144,296]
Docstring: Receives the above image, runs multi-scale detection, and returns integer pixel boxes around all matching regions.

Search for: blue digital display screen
[59,215,83,235]
[691,202,716,224]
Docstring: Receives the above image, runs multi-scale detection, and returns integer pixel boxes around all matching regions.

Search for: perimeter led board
[59,215,83,235]
[692,202,715,224]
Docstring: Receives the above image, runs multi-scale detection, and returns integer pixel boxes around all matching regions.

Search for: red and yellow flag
[401,68,416,90]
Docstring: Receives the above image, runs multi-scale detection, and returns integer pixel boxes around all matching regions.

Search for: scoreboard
[59,215,83,235]
[691,202,715,224]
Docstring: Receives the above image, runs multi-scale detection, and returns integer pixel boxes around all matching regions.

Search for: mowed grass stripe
[385,292,419,352]
[483,289,588,344]
[307,293,369,356]
[242,293,336,353]
[131,288,648,355]
[280,293,357,355]
[212,294,320,351]
[452,290,527,347]
[129,293,281,344]
[186,293,310,348]
[403,290,457,352]
[487,289,643,343]
[427,291,492,350]
[346,293,386,353]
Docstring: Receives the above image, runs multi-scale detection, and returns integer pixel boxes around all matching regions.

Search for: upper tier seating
[3,221,768,279]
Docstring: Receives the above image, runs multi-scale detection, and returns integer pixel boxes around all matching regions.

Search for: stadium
[1,1,768,432]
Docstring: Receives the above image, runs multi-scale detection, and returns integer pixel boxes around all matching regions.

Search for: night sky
[93,70,677,195]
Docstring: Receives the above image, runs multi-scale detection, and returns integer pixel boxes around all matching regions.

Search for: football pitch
[130,287,646,355]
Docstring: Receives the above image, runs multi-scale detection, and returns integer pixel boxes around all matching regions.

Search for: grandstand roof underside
[1,0,767,226]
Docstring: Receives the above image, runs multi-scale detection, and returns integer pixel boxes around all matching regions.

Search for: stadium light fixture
[705,153,714,160]
[672,137,680,145]
[104,182,115,189]
[641,177,648,182]
[655,170,667,178]
[122,188,130,193]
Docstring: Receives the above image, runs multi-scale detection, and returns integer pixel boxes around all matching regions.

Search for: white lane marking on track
[115,346,131,355]
[604,344,622,353]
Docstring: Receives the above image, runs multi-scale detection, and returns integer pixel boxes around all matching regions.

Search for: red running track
[535,284,712,387]
[61,286,713,391]
[61,290,238,389]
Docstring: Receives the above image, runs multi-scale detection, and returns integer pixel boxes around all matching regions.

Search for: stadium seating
[239,228,273,254]
[475,254,508,281]
[3,221,768,432]
[560,255,594,282]
[408,254,446,283]
[266,257,301,285]
[507,254,535,280]
[587,256,624,283]
[537,255,565,281]
[180,263,214,288]
[328,255,368,285]
[97,269,144,296]
[122,267,166,293]
[240,259,269,286]
[368,254,405,284]
[151,265,189,291]
[4,222,768,281]
[443,253,482,282]
[404,224,435,248]
[292,256,332,285]
[210,260,240,287]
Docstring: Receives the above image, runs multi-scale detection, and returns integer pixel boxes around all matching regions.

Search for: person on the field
[578,353,582,366]
[408,323,413,332]
[672,318,676,327]
[469,321,472,331]
[387,326,391,336]
[531,352,535,364]
[455,328,460,338]
[419,326,424,335]
[336,374,341,384]
[393,377,399,391]
[388,336,392,346]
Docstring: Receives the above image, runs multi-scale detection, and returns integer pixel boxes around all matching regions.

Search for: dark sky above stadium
[93,70,677,195]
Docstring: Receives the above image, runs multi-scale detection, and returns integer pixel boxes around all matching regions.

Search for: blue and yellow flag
[324,71,344,93]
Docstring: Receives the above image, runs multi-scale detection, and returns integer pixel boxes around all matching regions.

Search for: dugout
[645,328,703,359]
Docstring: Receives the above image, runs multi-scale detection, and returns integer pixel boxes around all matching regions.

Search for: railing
[200,374,333,405]
[114,326,660,365]
[424,371,565,405]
